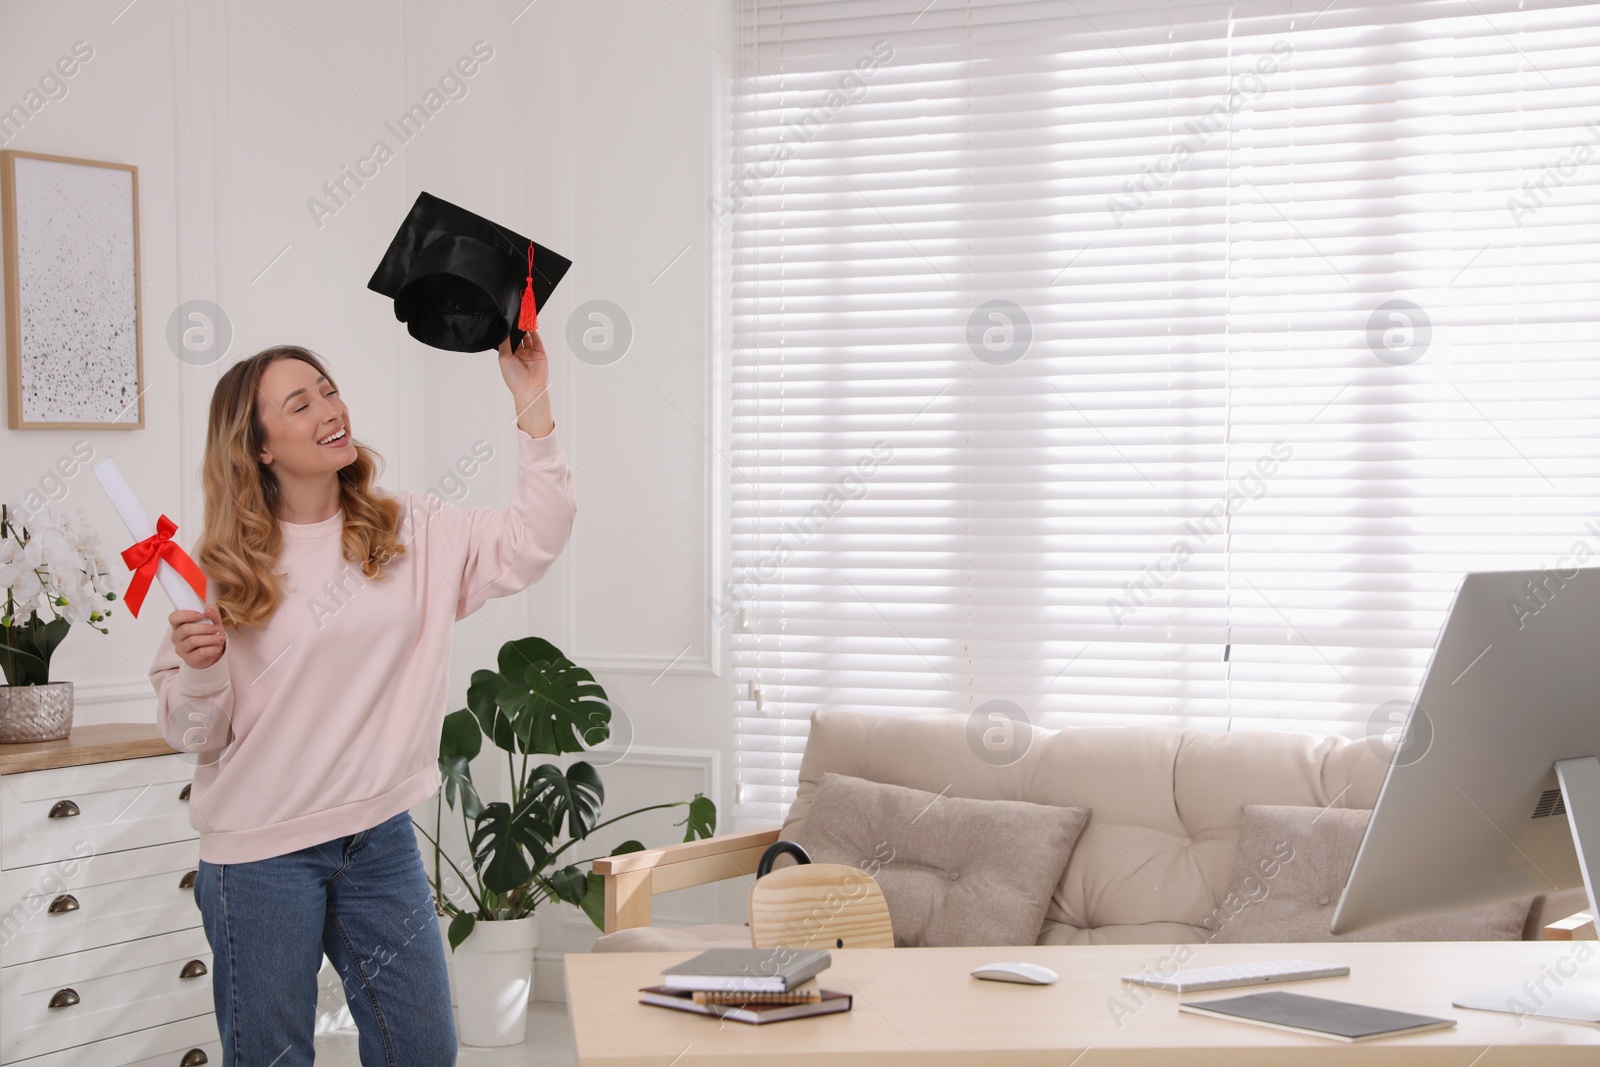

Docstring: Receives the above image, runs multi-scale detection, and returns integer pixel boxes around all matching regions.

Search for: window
[725,0,1600,825]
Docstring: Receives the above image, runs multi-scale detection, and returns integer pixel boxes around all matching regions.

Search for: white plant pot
[447,914,538,1047]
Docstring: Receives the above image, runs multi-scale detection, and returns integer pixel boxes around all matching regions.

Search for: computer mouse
[970,961,1059,985]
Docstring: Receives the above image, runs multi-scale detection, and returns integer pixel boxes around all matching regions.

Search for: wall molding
[71,680,156,707]
[555,2,723,683]
[704,0,734,684]
[577,651,715,677]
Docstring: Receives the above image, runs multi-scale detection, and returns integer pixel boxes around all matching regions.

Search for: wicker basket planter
[0,682,74,743]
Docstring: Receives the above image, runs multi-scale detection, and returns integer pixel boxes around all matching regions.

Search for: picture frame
[1,149,143,429]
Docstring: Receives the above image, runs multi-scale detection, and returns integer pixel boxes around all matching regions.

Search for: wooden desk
[565,941,1600,1065]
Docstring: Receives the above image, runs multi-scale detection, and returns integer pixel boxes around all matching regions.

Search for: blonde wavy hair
[195,345,406,630]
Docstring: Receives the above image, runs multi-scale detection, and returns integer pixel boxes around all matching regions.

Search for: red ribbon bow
[119,514,208,619]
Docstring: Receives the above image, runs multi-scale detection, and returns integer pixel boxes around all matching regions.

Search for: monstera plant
[419,635,715,951]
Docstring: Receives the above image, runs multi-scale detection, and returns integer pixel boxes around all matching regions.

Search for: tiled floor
[315,1001,576,1066]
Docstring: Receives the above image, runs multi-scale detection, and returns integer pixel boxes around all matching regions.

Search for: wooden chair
[746,842,895,950]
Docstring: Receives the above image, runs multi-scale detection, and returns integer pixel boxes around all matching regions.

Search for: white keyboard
[1122,958,1350,993]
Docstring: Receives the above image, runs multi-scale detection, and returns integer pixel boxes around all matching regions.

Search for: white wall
[0,0,739,1001]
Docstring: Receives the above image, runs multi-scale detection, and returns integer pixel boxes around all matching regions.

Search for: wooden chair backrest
[747,862,895,950]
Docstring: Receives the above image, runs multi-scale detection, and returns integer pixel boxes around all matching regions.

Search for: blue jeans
[194,809,457,1066]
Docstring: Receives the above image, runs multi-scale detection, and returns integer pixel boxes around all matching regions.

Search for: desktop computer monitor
[1332,567,1600,1021]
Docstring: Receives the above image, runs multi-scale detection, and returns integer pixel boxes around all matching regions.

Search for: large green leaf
[579,699,613,749]
[496,637,610,755]
[548,864,589,906]
[0,636,45,659]
[438,709,484,818]
[447,911,475,952]
[440,707,482,761]
[680,794,717,841]
[0,614,68,686]
[437,755,483,820]
[34,615,69,666]
[0,639,48,684]
[579,872,606,929]
[465,669,520,752]
[525,761,604,840]
[468,796,555,895]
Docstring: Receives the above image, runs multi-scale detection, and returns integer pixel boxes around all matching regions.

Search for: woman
[149,330,575,1065]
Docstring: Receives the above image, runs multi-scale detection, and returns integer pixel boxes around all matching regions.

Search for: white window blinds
[725,0,1600,826]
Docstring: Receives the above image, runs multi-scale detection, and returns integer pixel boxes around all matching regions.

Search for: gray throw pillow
[1209,804,1533,942]
[783,772,1089,947]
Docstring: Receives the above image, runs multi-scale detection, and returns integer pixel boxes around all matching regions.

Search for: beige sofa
[592,709,1585,951]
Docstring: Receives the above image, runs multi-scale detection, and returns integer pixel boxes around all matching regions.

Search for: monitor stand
[1452,756,1600,1025]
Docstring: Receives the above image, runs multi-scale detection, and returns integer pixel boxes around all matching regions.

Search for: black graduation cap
[367,191,572,353]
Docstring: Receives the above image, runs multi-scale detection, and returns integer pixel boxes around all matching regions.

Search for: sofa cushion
[782,772,1089,947]
[1209,805,1534,942]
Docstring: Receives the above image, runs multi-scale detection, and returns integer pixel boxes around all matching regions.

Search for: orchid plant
[0,501,120,687]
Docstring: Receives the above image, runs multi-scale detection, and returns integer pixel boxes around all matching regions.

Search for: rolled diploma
[91,457,207,615]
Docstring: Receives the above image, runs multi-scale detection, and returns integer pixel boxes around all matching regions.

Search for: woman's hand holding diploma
[170,605,227,670]
[498,328,554,439]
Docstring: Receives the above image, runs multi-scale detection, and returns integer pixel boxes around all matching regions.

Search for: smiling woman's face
[255,358,355,477]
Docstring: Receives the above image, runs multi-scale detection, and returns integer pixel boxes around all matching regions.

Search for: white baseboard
[534,948,570,1003]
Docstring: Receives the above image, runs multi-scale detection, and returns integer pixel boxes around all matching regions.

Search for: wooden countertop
[0,722,175,775]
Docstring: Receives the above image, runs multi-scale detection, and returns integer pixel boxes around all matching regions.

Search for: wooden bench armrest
[1544,911,1596,941]
[592,827,782,934]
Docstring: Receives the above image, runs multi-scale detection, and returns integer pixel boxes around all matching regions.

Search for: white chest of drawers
[0,724,217,1066]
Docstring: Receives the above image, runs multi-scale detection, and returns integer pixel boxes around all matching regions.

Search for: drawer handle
[48,988,79,1008]
[47,893,79,914]
[48,800,80,819]
[179,869,197,890]
[179,783,191,801]
[179,959,207,979]
[180,1050,209,1065]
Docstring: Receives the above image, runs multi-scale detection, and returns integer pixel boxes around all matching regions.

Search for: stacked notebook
[639,948,852,1025]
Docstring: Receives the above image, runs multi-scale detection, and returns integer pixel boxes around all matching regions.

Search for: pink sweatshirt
[148,426,576,864]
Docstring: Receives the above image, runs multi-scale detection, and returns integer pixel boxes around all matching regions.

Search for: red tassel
[516,241,538,331]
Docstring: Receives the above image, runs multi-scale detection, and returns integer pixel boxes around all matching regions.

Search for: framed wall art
[1,150,143,429]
